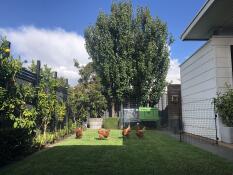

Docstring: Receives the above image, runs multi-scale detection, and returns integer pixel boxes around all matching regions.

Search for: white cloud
[167,58,180,84]
[0,26,180,85]
[0,26,90,85]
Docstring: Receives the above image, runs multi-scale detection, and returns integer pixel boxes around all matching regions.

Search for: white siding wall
[180,40,217,140]
[212,36,233,140]
[212,36,233,90]
[181,36,233,141]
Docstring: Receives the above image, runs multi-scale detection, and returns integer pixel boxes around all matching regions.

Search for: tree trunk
[43,124,47,137]
[111,102,115,117]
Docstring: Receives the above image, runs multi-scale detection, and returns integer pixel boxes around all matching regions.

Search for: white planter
[220,125,233,143]
[89,118,103,129]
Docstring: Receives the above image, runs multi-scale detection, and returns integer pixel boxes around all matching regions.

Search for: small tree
[69,62,107,124]
[37,65,58,136]
[56,101,66,130]
[214,86,233,127]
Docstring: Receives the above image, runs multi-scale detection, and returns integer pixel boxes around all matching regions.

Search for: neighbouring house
[167,84,182,133]
[180,0,233,141]
[157,84,182,131]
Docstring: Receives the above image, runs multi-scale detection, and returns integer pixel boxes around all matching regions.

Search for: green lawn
[1,129,233,175]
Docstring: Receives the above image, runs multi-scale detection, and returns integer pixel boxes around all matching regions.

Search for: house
[167,84,182,133]
[157,84,182,131]
[180,0,233,141]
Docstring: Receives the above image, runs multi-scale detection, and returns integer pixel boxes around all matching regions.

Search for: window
[171,95,179,104]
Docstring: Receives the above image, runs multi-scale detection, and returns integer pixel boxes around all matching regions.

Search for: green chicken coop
[138,107,159,121]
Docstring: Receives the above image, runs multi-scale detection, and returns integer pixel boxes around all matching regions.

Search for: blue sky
[0,0,206,85]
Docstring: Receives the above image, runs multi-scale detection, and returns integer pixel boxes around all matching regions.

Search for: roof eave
[181,0,215,41]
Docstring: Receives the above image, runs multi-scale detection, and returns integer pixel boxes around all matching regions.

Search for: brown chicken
[122,125,131,137]
[98,129,111,139]
[75,127,83,139]
[136,123,144,138]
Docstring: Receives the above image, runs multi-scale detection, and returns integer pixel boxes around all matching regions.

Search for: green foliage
[56,101,66,122]
[14,108,37,131]
[37,65,58,135]
[214,86,233,127]
[132,8,171,106]
[0,128,35,166]
[0,39,36,132]
[0,38,71,166]
[0,39,22,127]
[34,128,68,148]
[69,62,107,121]
[85,2,134,106]
[88,83,107,118]
[78,62,96,84]
[103,117,119,129]
[69,86,89,122]
[85,1,171,107]
[57,77,68,87]
[70,82,107,120]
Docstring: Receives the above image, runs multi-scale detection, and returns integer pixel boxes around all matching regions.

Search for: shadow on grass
[0,130,233,175]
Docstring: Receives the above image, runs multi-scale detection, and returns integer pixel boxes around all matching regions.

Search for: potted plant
[214,87,233,143]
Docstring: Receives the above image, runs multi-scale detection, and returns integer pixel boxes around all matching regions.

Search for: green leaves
[14,108,37,131]
[69,81,107,121]
[85,1,171,107]
[0,39,23,128]
[214,86,233,127]
[56,101,66,122]
[37,65,59,133]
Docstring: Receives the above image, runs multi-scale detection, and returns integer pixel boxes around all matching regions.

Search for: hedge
[103,117,119,129]
[0,128,35,166]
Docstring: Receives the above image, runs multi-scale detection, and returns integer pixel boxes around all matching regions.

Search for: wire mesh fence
[179,98,218,144]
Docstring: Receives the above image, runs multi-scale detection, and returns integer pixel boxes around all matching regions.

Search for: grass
[0,129,233,175]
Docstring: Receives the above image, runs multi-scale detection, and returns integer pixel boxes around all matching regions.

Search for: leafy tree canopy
[85,1,172,107]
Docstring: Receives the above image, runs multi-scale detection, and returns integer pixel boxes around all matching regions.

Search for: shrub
[103,117,119,129]
[34,134,47,148]
[0,128,35,166]
[34,129,68,149]
[214,87,233,127]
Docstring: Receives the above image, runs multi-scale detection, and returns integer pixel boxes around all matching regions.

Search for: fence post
[54,72,57,132]
[213,99,219,144]
[36,60,41,86]
[120,103,123,129]
[179,97,183,142]
[34,60,41,109]
[65,79,69,134]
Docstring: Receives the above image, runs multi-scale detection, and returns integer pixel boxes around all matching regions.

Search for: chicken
[75,127,83,139]
[122,125,131,137]
[98,129,111,139]
[136,123,144,138]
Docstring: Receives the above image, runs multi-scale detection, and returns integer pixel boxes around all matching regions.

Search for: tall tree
[85,1,134,116]
[132,7,171,106]
[85,1,172,113]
